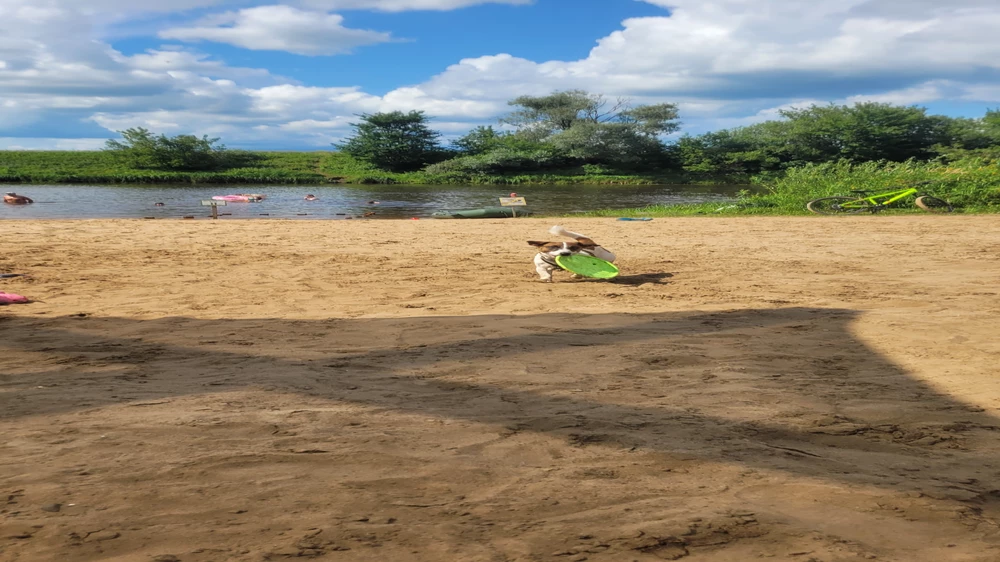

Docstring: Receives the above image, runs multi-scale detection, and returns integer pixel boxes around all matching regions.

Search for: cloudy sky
[1,0,998,150]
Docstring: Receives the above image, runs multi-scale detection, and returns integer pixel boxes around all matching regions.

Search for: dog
[528,225,616,282]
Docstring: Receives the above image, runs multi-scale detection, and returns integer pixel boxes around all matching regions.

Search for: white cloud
[297,0,532,12]
[121,49,270,80]
[89,83,502,147]
[3,0,1000,149]
[160,5,393,56]
[280,117,355,131]
[422,0,1000,100]
[845,81,964,106]
[380,87,503,117]
[0,137,109,150]
[960,85,1000,103]
[246,84,381,114]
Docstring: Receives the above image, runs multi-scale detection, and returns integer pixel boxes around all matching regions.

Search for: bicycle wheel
[806,196,872,215]
[914,195,953,213]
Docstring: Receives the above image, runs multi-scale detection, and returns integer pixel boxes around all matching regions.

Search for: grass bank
[581,159,1000,217]
[0,151,327,184]
[0,150,740,186]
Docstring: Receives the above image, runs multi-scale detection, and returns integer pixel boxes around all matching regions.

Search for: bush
[425,147,571,175]
[751,158,1000,210]
[336,111,445,172]
[104,128,236,171]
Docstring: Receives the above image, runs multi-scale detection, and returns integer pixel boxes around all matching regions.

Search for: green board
[432,207,534,219]
[555,255,620,279]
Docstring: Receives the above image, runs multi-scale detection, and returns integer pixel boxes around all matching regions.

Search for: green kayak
[432,206,533,219]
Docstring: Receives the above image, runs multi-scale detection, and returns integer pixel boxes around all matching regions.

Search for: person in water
[304,194,318,201]
[3,192,33,204]
[154,202,165,206]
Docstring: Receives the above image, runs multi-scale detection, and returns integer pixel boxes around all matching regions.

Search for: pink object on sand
[0,292,29,304]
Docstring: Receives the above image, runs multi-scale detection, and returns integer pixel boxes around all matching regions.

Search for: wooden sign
[200,199,226,219]
[498,197,526,207]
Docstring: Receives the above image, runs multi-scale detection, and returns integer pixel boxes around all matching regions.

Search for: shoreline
[0,150,748,186]
[0,178,733,187]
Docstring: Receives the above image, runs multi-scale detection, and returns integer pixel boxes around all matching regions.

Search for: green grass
[0,150,743,186]
[317,152,745,185]
[10,150,994,218]
[0,151,329,184]
[579,158,1000,216]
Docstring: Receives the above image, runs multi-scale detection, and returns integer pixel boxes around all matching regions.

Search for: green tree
[336,111,444,172]
[940,110,1000,150]
[616,103,683,136]
[502,90,680,138]
[501,90,600,137]
[931,110,1000,162]
[675,102,971,175]
[985,108,1000,131]
[452,125,504,155]
[676,120,801,174]
[104,127,232,171]
[777,102,950,163]
[500,90,680,167]
[548,122,667,165]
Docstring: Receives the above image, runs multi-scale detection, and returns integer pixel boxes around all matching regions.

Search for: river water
[0,184,748,220]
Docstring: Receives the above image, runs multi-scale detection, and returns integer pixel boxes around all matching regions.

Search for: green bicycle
[806,182,953,215]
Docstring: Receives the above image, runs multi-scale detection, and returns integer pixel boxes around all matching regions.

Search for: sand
[1,216,1000,562]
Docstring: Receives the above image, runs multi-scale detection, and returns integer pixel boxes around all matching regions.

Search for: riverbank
[0,183,746,220]
[0,150,741,186]
[3,217,1000,561]
[588,159,1000,216]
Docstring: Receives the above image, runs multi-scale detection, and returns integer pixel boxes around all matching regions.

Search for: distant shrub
[104,128,243,171]
[425,147,571,175]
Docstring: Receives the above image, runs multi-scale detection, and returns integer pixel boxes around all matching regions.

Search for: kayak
[432,206,533,219]
[212,194,265,202]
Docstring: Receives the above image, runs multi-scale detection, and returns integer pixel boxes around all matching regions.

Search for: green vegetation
[674,105,1000,176]
[104,128,247,171]
[336,111,448,172]
[0,147,735,185]
[332,91,694,184]
[0,150,329,184]
[584,158,1000,216]
[1,92,999,217]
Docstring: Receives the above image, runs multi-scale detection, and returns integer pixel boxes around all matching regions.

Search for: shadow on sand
[2,306,998,506]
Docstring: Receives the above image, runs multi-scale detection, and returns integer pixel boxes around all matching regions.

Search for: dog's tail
[549,225,588,240]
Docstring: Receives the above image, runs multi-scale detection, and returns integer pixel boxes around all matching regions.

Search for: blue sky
[1,0,999,150]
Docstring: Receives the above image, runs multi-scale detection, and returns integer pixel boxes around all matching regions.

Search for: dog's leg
[533,255,555,282]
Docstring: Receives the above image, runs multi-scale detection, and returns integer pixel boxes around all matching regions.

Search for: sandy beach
[2,216,1000,562]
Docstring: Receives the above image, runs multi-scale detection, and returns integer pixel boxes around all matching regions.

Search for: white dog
[527,225,617,282]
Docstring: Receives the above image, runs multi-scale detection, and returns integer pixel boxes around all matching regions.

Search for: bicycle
[806,182,953,215]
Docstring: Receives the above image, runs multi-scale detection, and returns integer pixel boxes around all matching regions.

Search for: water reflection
[0,183,749,220]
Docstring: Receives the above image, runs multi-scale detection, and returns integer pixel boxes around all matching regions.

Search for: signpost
[498,196,527,218]
[201,199,226,219]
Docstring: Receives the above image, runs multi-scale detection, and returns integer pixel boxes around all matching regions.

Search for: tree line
[337,91,1000,177]
[336,90,680,175]
[103,90,1000,177]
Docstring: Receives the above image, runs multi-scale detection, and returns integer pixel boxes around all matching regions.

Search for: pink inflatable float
[212,194,265,202]
[0,292,29,304]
